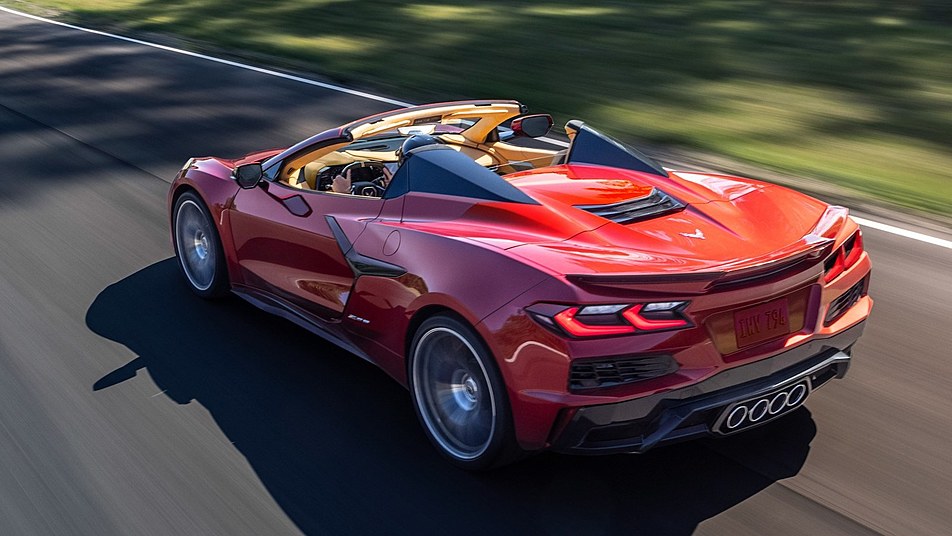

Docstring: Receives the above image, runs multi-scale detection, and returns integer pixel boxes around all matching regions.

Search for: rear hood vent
[574,188,684,225]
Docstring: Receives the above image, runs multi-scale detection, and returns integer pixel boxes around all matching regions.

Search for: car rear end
[477,213,872,454]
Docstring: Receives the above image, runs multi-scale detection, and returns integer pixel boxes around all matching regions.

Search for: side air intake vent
[570,355,678,391]
[575,188,684,225]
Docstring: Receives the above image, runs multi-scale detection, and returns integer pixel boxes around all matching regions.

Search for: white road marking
[1,6,947,249]
[0,6,411,107]
[852,216,952,250]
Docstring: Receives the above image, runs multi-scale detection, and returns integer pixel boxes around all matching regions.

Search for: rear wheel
[409,315,522,470]
[173,191,229,298]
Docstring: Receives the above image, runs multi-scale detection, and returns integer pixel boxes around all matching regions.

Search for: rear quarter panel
[341,220,553,384]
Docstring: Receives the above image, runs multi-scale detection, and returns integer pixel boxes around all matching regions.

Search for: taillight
[823,230,863,283]
[623,303,690,330]
[843,230,863,267]
[554,307,635,337]
[528,301,691,338]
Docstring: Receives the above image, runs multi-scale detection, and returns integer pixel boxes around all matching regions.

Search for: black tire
[408,314,523,470]
[172,191,229,298]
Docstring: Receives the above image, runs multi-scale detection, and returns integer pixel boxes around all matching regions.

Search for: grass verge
[3,0,950,216]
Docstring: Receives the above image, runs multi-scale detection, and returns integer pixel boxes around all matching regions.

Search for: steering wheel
[340,161,389,197]
[351,181,386,197]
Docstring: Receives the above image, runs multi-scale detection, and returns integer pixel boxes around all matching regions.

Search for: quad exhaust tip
[723,381,810,431]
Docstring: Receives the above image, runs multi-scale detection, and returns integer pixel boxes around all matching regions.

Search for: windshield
[365,116,482,139]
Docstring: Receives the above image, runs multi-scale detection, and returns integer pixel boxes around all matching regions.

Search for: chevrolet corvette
[168,100,872,469]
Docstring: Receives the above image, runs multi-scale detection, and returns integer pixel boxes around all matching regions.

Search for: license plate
[734,297,790,348]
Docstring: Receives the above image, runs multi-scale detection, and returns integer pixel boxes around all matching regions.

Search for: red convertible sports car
[169,100,872,469]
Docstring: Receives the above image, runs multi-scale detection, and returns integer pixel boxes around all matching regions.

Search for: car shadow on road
[87,259,817,536]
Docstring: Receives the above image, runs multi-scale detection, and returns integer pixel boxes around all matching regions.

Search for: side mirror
[233,163,263,189]
[511,114,554,138]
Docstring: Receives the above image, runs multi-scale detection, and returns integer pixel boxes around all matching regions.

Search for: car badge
[680,228,705,240]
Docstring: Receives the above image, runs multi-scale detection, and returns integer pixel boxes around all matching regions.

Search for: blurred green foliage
[7,0,951,214]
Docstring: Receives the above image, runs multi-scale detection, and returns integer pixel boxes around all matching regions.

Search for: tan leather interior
[481,141,559,171]
[288,168,309,189]
[289,150,400,190]
[279,102,562,192]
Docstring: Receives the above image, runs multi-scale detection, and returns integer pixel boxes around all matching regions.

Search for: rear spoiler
[565,205,851,294]
[566,237,834,294]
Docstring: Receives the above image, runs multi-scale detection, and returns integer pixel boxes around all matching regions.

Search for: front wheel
[172,191,229,298]
[409,315,522,470]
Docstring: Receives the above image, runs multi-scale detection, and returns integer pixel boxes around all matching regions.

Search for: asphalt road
[1,9,950,536]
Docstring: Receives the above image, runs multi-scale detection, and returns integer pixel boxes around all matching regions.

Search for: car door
[228,181,384,320]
